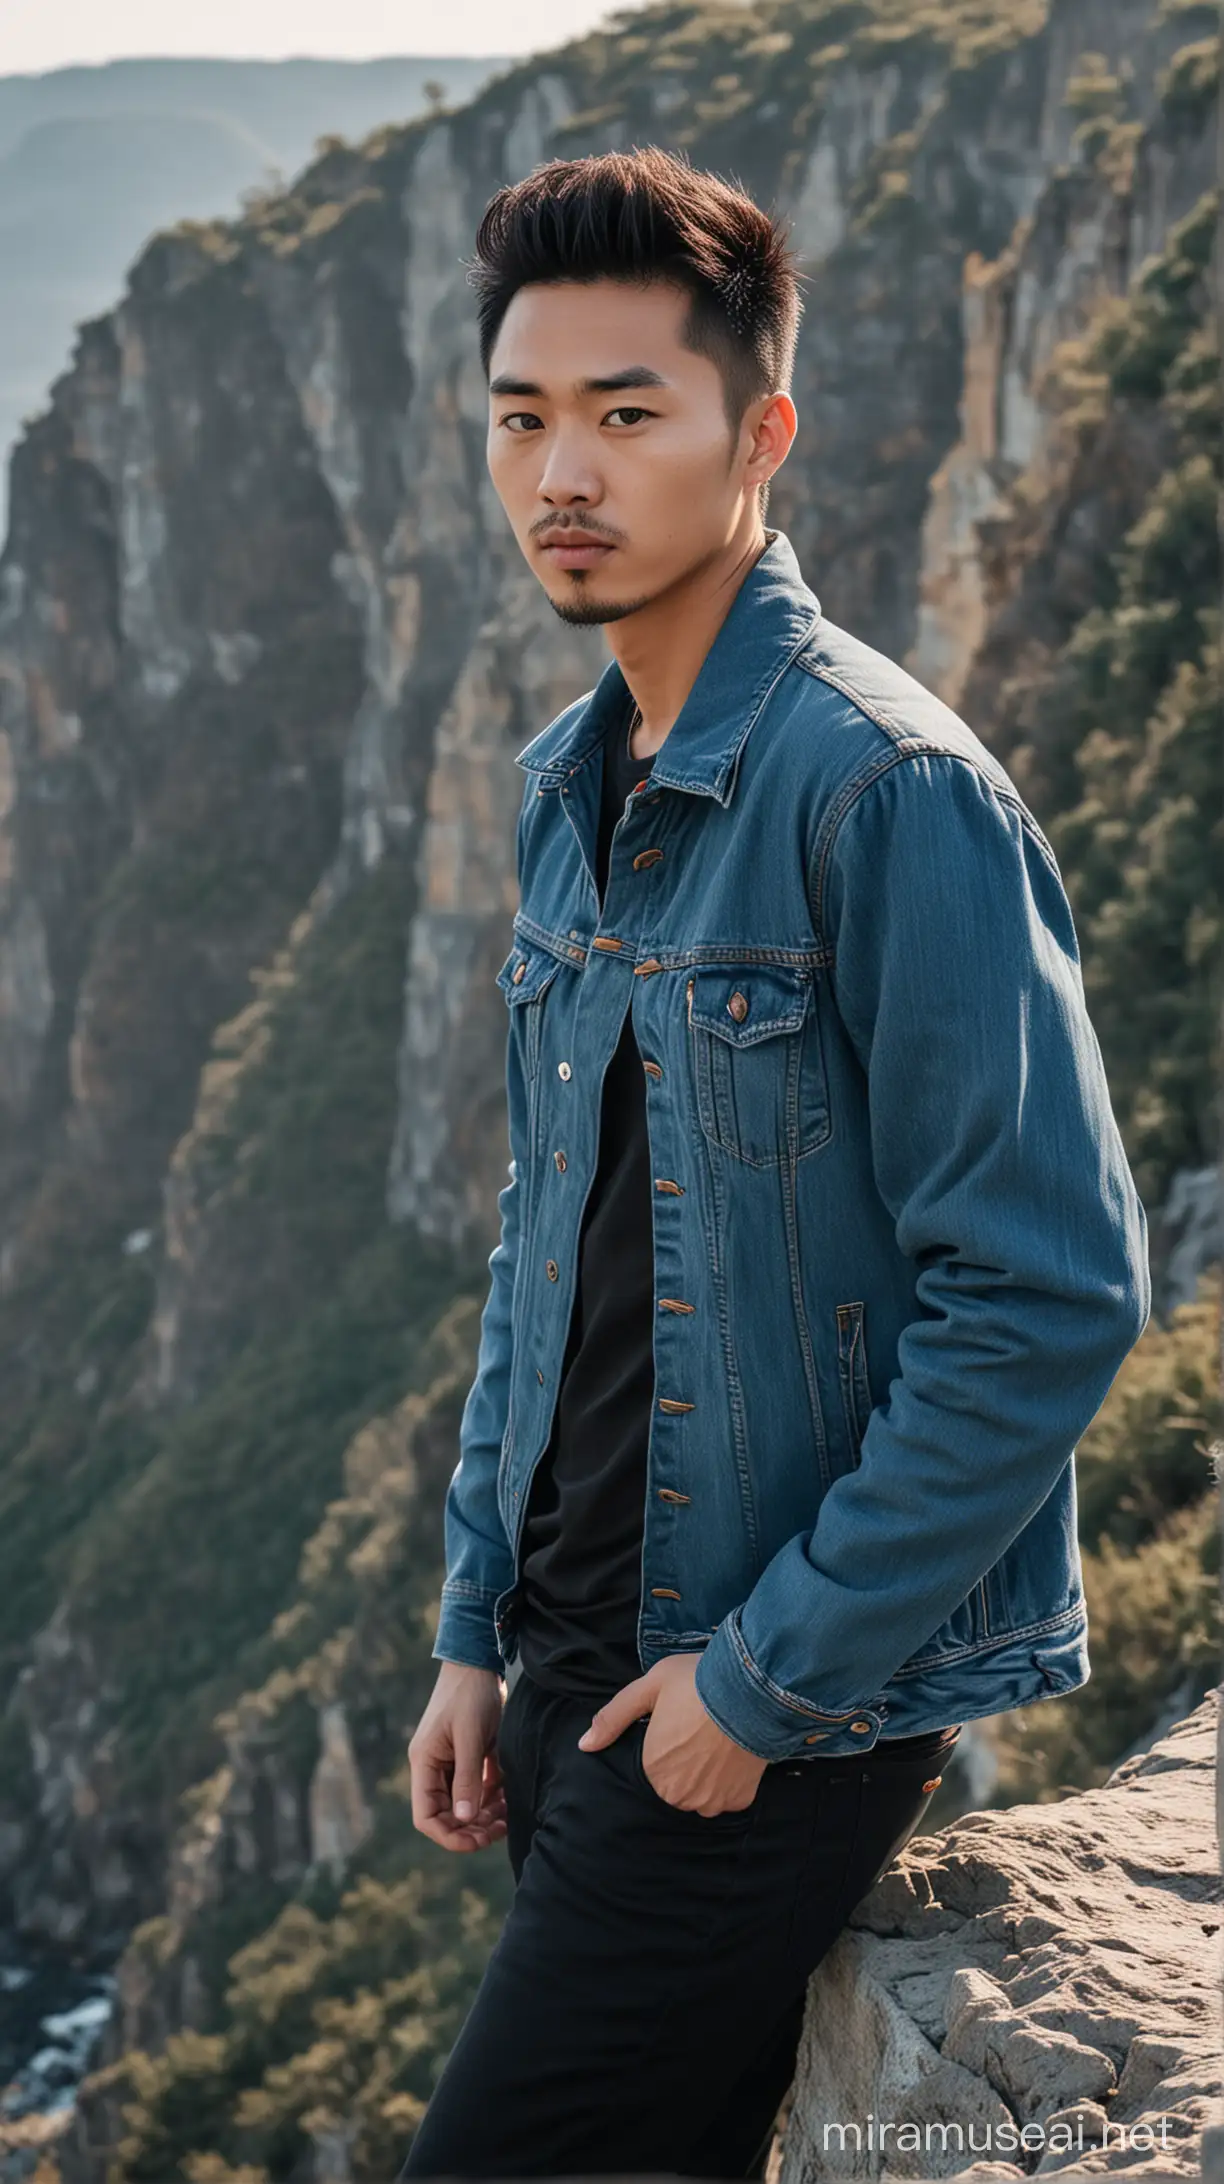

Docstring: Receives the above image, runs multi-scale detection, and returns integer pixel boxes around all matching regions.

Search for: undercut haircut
[468,146,804,444]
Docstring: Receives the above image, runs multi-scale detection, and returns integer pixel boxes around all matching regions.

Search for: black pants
[400,1669,958,2180]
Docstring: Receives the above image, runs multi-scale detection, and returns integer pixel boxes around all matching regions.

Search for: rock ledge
[781,1698,1223,2179]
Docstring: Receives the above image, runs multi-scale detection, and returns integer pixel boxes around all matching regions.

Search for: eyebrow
[488,366,670,397]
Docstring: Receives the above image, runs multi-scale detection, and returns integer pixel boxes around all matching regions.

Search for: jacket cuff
[432,1583,506,1676]
[694,1608,882,1761]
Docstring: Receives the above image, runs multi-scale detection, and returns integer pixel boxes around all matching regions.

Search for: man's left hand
[577,1652,768,1816]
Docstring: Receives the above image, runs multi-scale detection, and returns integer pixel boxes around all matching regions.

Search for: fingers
[409,1694,512,1854]
[449,1716,490,1824]
[576,1668,657,1750]
[412,1750,507,1853]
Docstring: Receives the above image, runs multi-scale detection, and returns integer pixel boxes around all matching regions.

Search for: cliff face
[0,0,1217,2162]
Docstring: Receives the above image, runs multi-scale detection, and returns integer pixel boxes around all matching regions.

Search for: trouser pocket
[630,1717,760,1828]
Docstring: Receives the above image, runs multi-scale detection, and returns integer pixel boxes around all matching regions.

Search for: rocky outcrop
[781,1697,1223,2179]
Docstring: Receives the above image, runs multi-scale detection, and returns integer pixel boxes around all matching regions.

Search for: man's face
[486,277,779,626]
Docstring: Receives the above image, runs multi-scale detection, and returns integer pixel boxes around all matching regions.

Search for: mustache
[529,516,625,543]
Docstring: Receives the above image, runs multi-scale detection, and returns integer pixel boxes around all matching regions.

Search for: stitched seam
[510,912,587,966]
[727,1611,863,1722]
[691,1007,807,1040]
[893,1596,1087,1676]
[799,651,1064,884]
[808,742,1064,947]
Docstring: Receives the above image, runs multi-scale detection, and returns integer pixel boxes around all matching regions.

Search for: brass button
[554,1149,567,1171]
[512,960,527,984]
[804,1732,829,1744]
[558,1060,572,1080]
[632,848,664,870]
[650,1587,682,1600]
[545,1259,559,1281]
[850,1720,872,1734]
[727,990,749,1023]
[642,1059,663,1080]
[922,1776,942,1793]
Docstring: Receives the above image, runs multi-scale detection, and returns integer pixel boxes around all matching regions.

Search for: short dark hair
[469,146,803,435]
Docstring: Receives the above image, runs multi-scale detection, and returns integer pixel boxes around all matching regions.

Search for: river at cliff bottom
[0,1944,115,2127]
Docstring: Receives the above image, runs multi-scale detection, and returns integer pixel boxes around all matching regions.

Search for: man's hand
[577,1652,768,1816]
[408,1661,508,1853]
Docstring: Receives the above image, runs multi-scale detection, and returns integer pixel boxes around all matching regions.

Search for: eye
[604,405,655,426]
[498,412,543,433]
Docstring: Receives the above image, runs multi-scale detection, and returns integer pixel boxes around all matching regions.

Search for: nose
[536,424,602,509]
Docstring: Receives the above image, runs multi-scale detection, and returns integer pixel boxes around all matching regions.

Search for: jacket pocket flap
[689,964,810,1045]
[496,944,560,1006]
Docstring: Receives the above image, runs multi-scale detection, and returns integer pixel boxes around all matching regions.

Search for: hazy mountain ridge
[0,55,505,531]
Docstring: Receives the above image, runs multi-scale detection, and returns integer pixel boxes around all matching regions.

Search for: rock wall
[781,1696,1223,2179]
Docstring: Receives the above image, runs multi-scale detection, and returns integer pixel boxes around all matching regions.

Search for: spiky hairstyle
[468,145,804,432]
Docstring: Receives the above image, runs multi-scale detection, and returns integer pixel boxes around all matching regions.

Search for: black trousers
[400,1668,958,2181]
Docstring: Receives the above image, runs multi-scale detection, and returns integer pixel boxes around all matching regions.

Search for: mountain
[0,57,506,530]
[0,2,1217,2176]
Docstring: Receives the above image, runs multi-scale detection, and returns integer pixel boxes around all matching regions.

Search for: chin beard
[545,584,655,628]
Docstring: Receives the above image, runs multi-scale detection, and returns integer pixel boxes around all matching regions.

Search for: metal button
[850,1720,872,1734]
[545,1259,559,1281]
[511,960,526,984]
[727,990,749,1023]
[804,1732,830,1744]
[922,1776,943,1793]
[554,1149,567,1171]
[558,1060,571,1080]
[632,848,664,870]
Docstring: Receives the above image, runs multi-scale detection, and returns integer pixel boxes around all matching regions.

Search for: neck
[608,521,770,759]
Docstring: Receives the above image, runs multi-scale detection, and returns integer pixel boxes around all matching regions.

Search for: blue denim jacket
[432,531,1150,1761]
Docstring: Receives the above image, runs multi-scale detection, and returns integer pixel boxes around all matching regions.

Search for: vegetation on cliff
[1047,187,1221,1212]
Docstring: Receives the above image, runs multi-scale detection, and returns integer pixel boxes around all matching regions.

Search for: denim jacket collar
[514,528,822,808]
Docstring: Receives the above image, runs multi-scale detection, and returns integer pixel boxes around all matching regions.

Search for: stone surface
[780,1698,1223,2180]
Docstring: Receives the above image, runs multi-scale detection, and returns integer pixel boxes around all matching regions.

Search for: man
[400,147,1149,2179]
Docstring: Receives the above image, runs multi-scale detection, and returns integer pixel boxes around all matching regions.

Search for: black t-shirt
[515,702,657,1699]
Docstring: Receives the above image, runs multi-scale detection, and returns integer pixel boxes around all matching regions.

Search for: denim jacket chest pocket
[685,964,831,1167]
[496,942,560,1082]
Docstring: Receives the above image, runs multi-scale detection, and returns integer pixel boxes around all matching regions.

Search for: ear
[743,390,797,493]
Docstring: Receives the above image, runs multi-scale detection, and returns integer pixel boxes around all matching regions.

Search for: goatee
[547,587,655,628]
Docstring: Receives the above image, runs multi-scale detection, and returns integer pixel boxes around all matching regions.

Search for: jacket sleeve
[430,783,533,1674]
[694,749,1151,1759]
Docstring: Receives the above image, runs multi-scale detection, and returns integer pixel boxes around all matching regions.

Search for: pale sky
[1,0,650,72]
